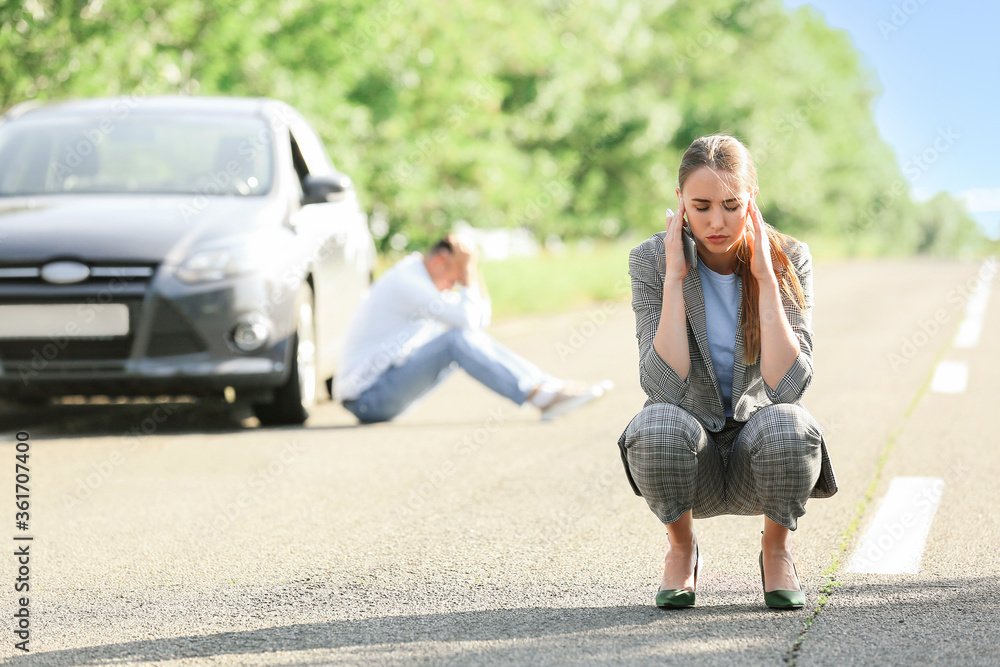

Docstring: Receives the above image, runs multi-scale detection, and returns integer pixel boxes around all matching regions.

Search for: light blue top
[698,264,740,417]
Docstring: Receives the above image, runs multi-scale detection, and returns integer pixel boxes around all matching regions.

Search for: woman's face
[677,167,757,268]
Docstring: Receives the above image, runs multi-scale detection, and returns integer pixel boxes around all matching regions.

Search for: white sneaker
[539,380,613,422]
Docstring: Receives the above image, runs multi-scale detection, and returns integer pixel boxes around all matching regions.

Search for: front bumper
[1,357,286,399]
[0,268,296,400]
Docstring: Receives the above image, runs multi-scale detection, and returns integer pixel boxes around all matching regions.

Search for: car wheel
[253,285,318,426]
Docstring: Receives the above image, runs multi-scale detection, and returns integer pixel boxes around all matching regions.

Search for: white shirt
[334,253,491,400]
[697,264,740,417]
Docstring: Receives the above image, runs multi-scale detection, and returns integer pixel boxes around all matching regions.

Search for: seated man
[335,234,610,423]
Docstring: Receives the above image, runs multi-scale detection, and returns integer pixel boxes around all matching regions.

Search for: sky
[783,0,1000,238]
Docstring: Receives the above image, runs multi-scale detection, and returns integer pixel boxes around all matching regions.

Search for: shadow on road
[0,399,251,439]
[16,576,1000,665]
[12,603,769,665]
[0,399,510,440]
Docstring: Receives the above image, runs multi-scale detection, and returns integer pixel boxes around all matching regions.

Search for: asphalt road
[1,256,997,666]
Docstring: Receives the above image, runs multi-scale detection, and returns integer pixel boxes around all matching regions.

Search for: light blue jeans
[341,328,549,423]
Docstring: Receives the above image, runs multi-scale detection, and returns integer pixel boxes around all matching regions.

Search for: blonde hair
[678,135,806,365]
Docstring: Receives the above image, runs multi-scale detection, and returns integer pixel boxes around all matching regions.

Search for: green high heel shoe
[759,550,805,609]
[656,545,700,609]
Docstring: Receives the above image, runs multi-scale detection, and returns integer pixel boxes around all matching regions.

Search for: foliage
[1,0,987,255]
[480,240,633,319]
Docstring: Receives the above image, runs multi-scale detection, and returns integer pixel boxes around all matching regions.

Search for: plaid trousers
[618,402,825,530]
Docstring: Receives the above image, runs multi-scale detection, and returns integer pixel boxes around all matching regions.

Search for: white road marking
[847,477,944,574]
[954,259,995,349]
[930,360,968,393]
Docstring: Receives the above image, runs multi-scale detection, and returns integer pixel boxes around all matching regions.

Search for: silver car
[0,96,375,425]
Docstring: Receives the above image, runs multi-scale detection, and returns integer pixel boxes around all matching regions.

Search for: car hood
[0,195,289,265]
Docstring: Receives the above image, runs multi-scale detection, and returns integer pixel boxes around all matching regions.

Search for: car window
[290,134,310,181]
[0,115,274,197]
[288,121,334,177]
[288,134,307,200]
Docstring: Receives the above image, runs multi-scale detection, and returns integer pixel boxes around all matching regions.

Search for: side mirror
[302,173,352,205]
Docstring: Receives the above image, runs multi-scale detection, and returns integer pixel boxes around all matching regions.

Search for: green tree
[1,0,986,255]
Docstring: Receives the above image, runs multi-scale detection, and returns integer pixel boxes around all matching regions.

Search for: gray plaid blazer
[621,232,837,498]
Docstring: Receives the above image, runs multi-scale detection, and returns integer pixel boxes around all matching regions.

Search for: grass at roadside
[379,233,998,322]
[480,240,635,320]
[476,231,882,320]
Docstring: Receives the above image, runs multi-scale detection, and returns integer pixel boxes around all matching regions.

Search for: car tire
[253,285,319,426]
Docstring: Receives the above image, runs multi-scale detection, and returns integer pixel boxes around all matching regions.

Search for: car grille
[0,297,143,368]
[146,298,209,358]
[1,337,134,366]
[0,264,213,381]
[0,264,156,370]
[0,264,156,286]
[0,293,209,374]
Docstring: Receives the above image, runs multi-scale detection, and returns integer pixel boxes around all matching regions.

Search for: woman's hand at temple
[746,198,800,390]
[653,196,691,381]
[663,198,690,285]
[744,198,777,287]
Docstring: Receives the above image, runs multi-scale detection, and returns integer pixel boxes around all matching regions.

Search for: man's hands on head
[425,233,486,293]
[445,234,477,287]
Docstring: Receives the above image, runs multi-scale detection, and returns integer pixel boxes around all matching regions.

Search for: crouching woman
[618,135,837,609]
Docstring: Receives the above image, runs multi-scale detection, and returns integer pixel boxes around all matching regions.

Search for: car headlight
[176,240,264,284]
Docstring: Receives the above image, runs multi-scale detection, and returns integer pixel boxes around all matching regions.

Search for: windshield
[0,114,274,197]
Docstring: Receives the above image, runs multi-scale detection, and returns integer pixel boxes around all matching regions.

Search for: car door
[284,117,362,381]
